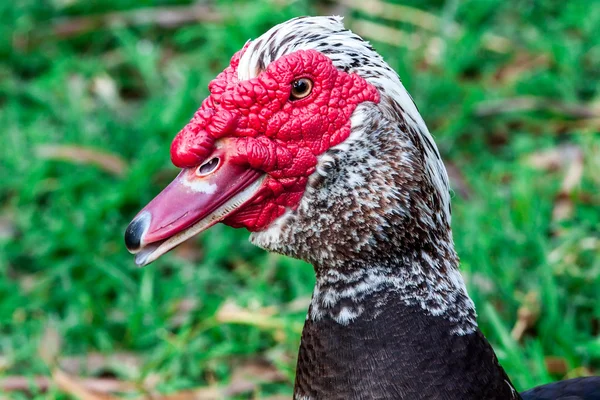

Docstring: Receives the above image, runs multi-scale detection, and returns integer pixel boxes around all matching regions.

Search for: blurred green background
[1,0,599,398]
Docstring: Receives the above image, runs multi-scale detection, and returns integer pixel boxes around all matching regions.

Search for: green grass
[1,0,599,398]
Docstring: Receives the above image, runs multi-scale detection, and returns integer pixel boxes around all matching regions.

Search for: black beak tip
[124,212,150,252]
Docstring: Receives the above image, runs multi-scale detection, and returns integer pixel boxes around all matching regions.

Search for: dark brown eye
[290,78,313,100]
[196,157,220,176]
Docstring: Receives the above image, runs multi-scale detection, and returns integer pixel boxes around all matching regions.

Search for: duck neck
[308,242,477,333]
[293,254,520,400]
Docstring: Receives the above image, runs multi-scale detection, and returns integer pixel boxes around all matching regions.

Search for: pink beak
[125,144,264,266]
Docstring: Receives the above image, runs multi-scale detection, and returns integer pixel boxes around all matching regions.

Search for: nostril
[124,212,150,251]
[196,157,220,176]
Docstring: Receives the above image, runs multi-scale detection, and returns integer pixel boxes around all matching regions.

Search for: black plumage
[295,291,517,399]
[522,377,600,400]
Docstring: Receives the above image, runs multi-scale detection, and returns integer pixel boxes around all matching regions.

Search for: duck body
[296,287,516,399]
[124,16,599,400]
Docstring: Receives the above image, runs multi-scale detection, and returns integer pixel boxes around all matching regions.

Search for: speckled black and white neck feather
[242,16,522,399]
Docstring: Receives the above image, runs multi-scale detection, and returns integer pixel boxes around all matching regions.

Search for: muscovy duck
[125,16,600,400]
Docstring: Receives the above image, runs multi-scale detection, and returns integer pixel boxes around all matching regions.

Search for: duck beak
[125,145,264,266]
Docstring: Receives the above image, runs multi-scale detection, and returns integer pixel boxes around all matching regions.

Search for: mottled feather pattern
[254,104,476,333]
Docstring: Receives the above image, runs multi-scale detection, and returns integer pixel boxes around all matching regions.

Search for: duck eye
[290,78,313,100]
[196,157,220,176]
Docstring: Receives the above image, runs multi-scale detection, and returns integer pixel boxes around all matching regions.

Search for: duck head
[125,16,452,272]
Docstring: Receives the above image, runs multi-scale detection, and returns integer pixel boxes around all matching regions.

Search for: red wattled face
[170,48,379,231]
[125,44,380,266]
